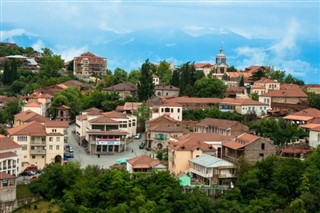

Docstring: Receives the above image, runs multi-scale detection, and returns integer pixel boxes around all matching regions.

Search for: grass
[13,201,60,213]
[16,184,36,199]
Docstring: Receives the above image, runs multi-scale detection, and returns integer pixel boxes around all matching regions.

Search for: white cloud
[121,38,135,45]
[56,46,89,62]
[31,40,45,52]
[166,43,176,47]
[1,28,35,42]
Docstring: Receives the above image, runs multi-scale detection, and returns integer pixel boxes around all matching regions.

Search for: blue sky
[1,0,320,83]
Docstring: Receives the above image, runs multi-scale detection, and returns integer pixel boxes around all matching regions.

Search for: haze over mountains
[3,26,320,84]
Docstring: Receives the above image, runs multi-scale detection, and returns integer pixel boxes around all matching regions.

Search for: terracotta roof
[226,86,245,93]
[155,84,179,91]
[194,63,213,69]
[0,172,16,180]
[89,115,119,124]
[24,101,42,107]
[76,114,88,121]
[195,118,246,130]
[127,155,160,169]
[15,110,49,123]
[280,83,301,90]
[280,147,312,154]
[244,65,269,73]
[289,108,320,118]
[255,78,278,84]
[146,114,179,123]
[260,87,307,98]
[311,126,320,132]
[283,115,313,121]
[164,97,221,104]
[159,102,182,107]
[223,133,261,150]
[0,151,18,159]
[305,84,320,88]
[169,133,231,151]
[103,111,130,119]
[225,71,251,78]
[82,107,103,115]
[0,136,20,150]
[251,85,265,89]
[44,121,68,128]
[7,121,46,136]
[104,82,137,92]
[57,105,70,110]
[237,133,260,143]
[152,74,159,78]
[220,98,267,106]
[299,123,320,130]
[122,102,143,111]
[74,52,106,65]
[149,125,187,133]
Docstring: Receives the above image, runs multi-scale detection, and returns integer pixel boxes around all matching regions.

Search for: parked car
[69,146,74,153]
[24,166,41,174]
[139,143,145,149]
[19,171,35,177]
[135,133,141,139]
[64,152,74,158]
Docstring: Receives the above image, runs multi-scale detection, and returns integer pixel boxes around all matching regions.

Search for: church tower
[213,47,229,79]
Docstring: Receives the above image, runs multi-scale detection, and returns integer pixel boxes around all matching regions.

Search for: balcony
[154,135,168,141]
[218,173,236,178]
[30,141,46,146]
[189,168,213,178]
[30,149,46,155]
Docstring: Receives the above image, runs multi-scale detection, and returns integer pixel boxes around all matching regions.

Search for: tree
[269,69,286,82]
[113,68,128,84]
[42,47,53,56]
[128,70,141,84]
[137,60,155,101]
[238,75,244,87]
[307,92,320,109]
[170,70,180,87]
[250,92,259,101]
[2,100,22,126]
[2,59,18,85]
[194,77,226,98]
[227,65,237,72]
[133,103,150,131]
[156,60,172,85]
[39,55,64,77]
[67,59,74,72]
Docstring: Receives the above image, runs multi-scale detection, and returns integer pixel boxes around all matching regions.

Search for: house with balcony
[7,120,68,171]
[0,135,21,176]
[219,98,270,116]
[73,52,107,78]
[222,133,276,164]
[189,154,236,186]
[22,92,53,117]
[251,78,280,95]
[145,115,184,149]
[195,118,249,136]
[126,155,166,173]
[168,133,232,176]
[283,108,320,125]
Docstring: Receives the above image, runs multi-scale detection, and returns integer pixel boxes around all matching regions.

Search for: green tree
[128,70,141,84]
[39,55,64,77]
[156,60,172,85]
[2,100,22,126]
[250,92,259,101]
[42,47,53,56]
[269,68,286,82]
[227,65,237,72]
[67,59,74,72]
[113,68,128,84]
[170,70,180,87]
[194,77,226,98]
[307,92,320,109]
[137,60,155,101]
[2,59,18,85]
[133,103,150,130]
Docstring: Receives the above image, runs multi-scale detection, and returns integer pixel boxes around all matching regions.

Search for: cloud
[166,43,176,47]
[121,38,135,45]
[31,40,45,52]
[55,46,89,62]
[183,25,229,37]
[1,28,35,42]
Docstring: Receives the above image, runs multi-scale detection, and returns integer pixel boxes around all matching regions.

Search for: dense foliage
[29,163,215,213]
[29,148,320,212]
[249,118,307,145]
[137,59,155,101]
[307,92,320,110]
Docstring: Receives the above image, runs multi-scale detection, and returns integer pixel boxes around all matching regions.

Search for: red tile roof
[7,121,46,136]
[220,98,267,106]
[24,101,42,107]
[146,114,179,123]
[44,121,69,128]
[14,110,49,123]
[255,78,278,84]
[223,133,262,150]
[149,125,187,133]
[127,155,160,169]
[103,111,130,119]
[0,172,16,180]
[89,116,119,124]
[74,52,106,65]
[104,82,137,92]
[259,87,307,98]
[0,136,20,150]
[196,118,247,130]
[0,151,18,159]
[164,97,221,104]
[290,108,320,118]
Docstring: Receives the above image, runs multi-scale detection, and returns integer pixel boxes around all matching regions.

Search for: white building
[219,98,270,116]
[309,126,320,149]
[0,135,21,176]
[151,102,183,121]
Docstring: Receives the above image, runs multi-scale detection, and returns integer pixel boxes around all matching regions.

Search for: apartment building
[73,52,107,78]
[7,121,68,171]
[0,135,21,176]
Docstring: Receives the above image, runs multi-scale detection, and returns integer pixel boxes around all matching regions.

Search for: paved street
[66,124,154,169]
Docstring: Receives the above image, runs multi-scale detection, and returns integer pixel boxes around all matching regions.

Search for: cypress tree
[137,59,155,101]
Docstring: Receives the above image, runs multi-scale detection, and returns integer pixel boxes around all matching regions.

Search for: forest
[28,147,320,213]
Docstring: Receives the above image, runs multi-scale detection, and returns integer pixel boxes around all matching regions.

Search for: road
[66,124,154,169]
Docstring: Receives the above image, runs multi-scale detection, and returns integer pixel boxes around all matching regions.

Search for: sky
[1,0,320,83]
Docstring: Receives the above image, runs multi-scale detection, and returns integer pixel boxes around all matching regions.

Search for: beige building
[283,108,320,125]
[0,135,21,176]
[223,133,276,164]
[22,101,46,117]
[7,121,68,171]
[195,118,249,136]
[168,133,232,175]
[75,109,137,154]
[163,96,221,110]
[309,126,320,149]
[304,84,320,94]
[73,52,107,78]
[23,92,53,117]
[194,63,214,77]
[212,48,229,79]
[14,110,49,127]
[103,82,138,99]
[251,78,280,95]
[154,84,179,97]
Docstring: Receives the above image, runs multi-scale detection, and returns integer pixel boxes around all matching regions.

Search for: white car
[134,133,141,139]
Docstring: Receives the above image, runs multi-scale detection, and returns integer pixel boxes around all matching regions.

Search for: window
[52,129,57,133]
[49,145,53,150]
[56,145,60,150]
[24,155,27,159]
[17,136,27,142]
[32,155,35,159]
[259,153,264,158]
[56,137,60,142]
[21,145,27,150]
[178,108,180,113]
[261,143,265,150]
[49,137,53,142]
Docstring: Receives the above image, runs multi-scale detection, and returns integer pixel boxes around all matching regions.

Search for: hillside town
[0,42,320,212]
